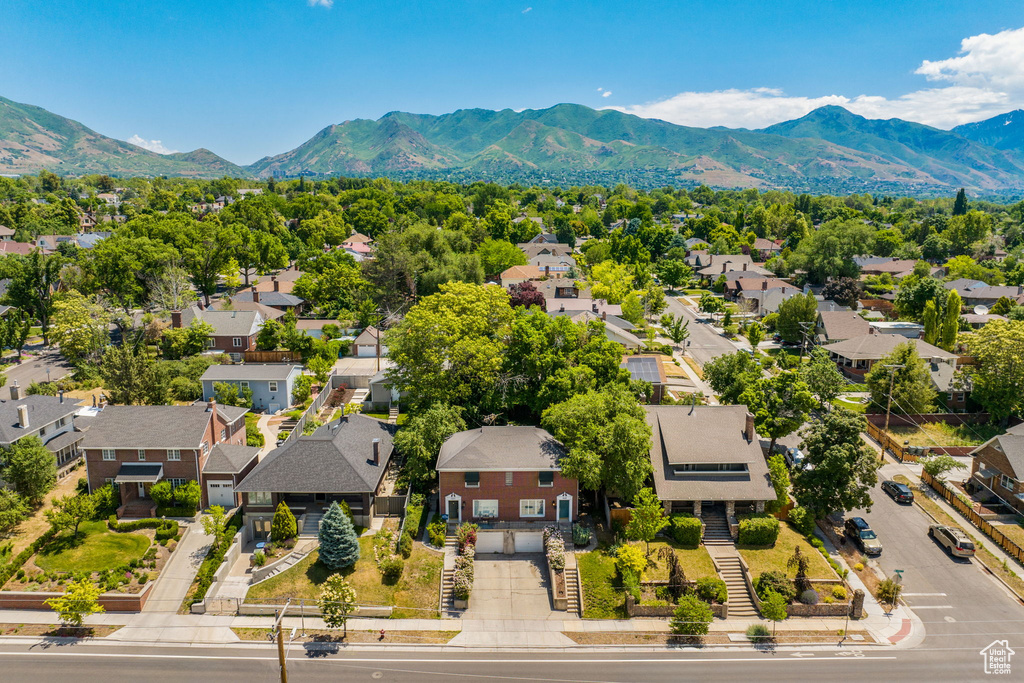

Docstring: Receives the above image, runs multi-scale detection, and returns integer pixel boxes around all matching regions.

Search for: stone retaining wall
[624,593,727,619]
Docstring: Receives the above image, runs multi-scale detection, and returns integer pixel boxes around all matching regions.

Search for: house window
[202,441,209,455]
[104,477,114,485]
[220,429,227,441]
[167,449,181,461]
[1000,474,1017,492]
[464,472,480,488]
[520,499,546,518]
[232,337,242,348]
[205,338,215,348]
[268,381,278,393]
[505,472,514,486]
[539,471,554,488]
[249,491,272,506]
[138,449,146,461]
[240,381,249,389]
[169,478,187,489]
[101,449,115,461]
[472,499,498,518]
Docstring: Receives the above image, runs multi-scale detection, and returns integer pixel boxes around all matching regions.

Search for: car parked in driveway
[845,516,883,556]
[881,480,914,504]
[929,524,976,558]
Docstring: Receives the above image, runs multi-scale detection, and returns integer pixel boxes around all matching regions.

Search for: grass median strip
[232,628,458,644]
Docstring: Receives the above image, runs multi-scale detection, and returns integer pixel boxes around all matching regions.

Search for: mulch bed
[0,623,121,638]
[232,628,458,644]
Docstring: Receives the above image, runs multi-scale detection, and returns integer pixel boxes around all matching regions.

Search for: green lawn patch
[738,523,836,581]
[834,395,867,414]
[643,539,717,581]
[362,413,409,426]
[245,538,442,618]
[888,422,1001,448]
[577,550,627,619]
[34,521,150,573]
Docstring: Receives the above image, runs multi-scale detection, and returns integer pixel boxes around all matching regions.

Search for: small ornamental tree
[760,590,789,636]
[746,321,765,350]
[625,487,668,556]
[319,575,357,637]
[920,454,966,483]
[670,594,713,640]
[201,505,228,551]
[45,578,105,627]
[270,501,297,542]
[319,500,360,570]
[45,494,96,537]
[877,577,903,614]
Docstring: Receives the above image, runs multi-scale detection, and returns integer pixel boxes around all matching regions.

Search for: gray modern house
[200,364,304,414]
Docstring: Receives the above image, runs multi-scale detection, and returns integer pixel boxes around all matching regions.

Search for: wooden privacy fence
[865,420,978,463]
[282,371,340,445]
[374,494,407,517]
[922,470,1024,565]
[242,350,299,363]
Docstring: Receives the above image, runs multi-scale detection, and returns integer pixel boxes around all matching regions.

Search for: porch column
[693,500,702,517]
[662,501,671,515]
[755,500,765,513]
[725,500,735,518]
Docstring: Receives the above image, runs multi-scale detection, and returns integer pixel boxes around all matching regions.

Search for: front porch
[112,463,164,518]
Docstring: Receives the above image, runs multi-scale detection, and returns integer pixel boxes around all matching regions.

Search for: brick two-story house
[969,423,1024,513]
[171,305,265,359]
[81,401,257,516]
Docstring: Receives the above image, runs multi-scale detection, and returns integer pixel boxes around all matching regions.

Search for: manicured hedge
[668,514,702,548]
[737,514,779,546]
[108,514,178,536]
[403,503,424,540]
[188,510,242,607]
[156,506,197,519]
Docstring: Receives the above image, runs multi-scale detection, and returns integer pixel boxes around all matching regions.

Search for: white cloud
[522,7,532,13]
[127,135,179,155]
[308,0,333,8]
[602,91,612,98]
[611,26,1024,130]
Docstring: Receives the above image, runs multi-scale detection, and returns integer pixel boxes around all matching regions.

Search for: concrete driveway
[463,554,559,620]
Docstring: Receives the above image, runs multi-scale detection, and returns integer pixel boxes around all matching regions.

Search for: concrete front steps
[716,555,759,618]
[564,566,582,616]
[299,508,325,538]
[702,513,732,546]
[258,549,306,580]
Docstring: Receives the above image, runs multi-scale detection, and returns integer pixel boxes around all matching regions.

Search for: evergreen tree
[318,501,360,570]
[952,188,968,216]
[270,501,297,542]
[941,289,962,351]
[922,299,939,346]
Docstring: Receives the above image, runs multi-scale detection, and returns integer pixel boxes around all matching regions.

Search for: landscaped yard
[738,523,836,581]
[834,395,867,413]
[245,538,442,618]
[888,422,1001,448]
[35,521,150,573]
[643,540,717,582]
[362,412,409,426]
[994,523,1024,548]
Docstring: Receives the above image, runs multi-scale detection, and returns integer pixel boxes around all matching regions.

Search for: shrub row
[452,523,476,601]
[668,514,702,548]
[737,514,780,546]
[108,514,178,536]
[427,515,446,547]
[0,527,58,588]
[188,511,242,606]
[156,506,197,519]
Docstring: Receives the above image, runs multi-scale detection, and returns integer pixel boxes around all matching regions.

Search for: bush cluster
[427,515,447,547]
[451,524,476,602]
[787,506,815,536]
[398,531,413,558]
[456,523,478,554]
[0,527,58,587]
[668,514,702,548]
[403,503,424,540]
[799,588,820,605]
[108,515,179,539]
[695,577,728,604]
[571,524,591,546]
[544,527,566,571]
[754,570,796,604]
[737,514,780,546]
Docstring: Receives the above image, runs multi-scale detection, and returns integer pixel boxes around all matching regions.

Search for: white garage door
[475,531,504,554]
[207,481,235,507]
[513,531,543,553]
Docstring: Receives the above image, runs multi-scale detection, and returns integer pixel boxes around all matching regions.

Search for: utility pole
[798,321,813,361]
[273,600,291,683]
[881,364,905,463]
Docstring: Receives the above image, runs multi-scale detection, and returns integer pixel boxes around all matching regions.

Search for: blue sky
[3,0,1024,164]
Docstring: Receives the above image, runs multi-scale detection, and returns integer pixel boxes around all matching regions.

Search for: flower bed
[544,526,568,609]
[452,523,476,608]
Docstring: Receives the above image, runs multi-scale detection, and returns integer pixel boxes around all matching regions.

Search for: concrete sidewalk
[141,521,212,613]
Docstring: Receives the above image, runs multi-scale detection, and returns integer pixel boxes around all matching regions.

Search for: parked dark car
[881,480,914,504]
[929,525,975,558]
[844,516,882,556]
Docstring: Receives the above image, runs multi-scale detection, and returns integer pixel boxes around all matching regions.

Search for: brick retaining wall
[0,581,154,612]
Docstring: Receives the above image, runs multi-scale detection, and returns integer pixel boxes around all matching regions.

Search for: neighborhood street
[4,347,71,387]
[664,294,738,366]
[850,464,1024,654]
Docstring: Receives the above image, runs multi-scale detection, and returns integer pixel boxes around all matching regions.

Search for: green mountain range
[5,94,1024,194]
[0,96,245,178]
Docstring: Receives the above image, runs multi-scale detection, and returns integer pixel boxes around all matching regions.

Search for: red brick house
[81,401,258,516]
[436,426,577,528]
[969,423,1024,513]
[171,305,265,358]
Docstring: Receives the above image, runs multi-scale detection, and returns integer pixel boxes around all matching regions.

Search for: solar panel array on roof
[622,356,661,383]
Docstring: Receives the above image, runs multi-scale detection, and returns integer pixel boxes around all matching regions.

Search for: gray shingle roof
[976,434,1024,480]
[436,426,566,471]
[181,306,263,337]
[204,444,261,474]
[80,404,245,449]
[645,405,775,503]
[201,364,302,382]
[822,334,958,361]
[235,415,396,493]
[0,395,78,445]
[818,310,871,342]
[211,299,286,320]
[234,290,305,307]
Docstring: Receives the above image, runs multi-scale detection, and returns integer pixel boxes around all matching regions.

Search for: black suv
[844,517,882,556]
[881,480,914,504]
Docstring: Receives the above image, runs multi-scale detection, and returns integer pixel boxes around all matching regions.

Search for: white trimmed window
[1000,474,1017,492]
[250,491,272,505]
[472,499,498,518]
[268,381,278,393]
[232,337,242,348]
[101,449,115,461]
[538,471,554,487]
[137,449,146,461]
[240,381,249,389]
[167,449,181,461]
[520,499,546,518]
[205,338,215,348]
[169,478,187,489]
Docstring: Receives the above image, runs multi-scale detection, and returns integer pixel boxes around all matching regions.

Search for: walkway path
[142,521,212,613]
[255,414,277,456]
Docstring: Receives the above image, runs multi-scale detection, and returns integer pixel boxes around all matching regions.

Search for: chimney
[59,389,64,404]
[722,263,727,273]
[10,380,22,401]
[372,438,380,465]
[544,265,550,278]
[207,398,217,414]
[272,276,280,293]
[602,311,607,321]
[197,301,205,311]
[744,412,755,442]
[251,285,259,304]
[559,304,565,312]
[17,405,28,429]
[761,280,767,291]
[830,302,835,312]
[171,310,182,328]
[742,262,747,271]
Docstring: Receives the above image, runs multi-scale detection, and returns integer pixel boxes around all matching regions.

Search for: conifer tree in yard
[319,501,360,570]
[270,501,297,542]
[941,289,962,351]
[952,188,968,216]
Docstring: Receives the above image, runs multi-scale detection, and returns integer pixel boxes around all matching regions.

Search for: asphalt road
[664,295,738,367]
[4,347,71,387]
[0,644,1001,682]
[849,466,1024,655]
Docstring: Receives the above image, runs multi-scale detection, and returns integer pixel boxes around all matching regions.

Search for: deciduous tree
[791,410,877,519]
[740,371,815,458]
[0,436,56,504]
[864,342,936,415]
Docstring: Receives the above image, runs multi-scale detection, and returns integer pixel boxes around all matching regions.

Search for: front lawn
[34,520,151,573]
[887,422,1001,448]
[577,550,626,619]
[834,395,867,414]
[643,540,717,581]
[245,538,442,618]
[738,523,836,581]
